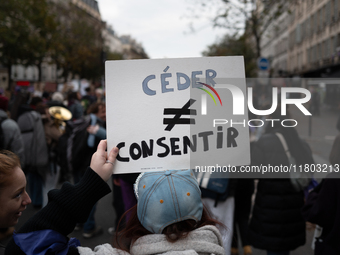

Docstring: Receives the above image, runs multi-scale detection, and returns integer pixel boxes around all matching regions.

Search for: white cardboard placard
[106,56,250,174]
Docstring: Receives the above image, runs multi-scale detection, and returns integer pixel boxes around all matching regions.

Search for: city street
[7,103,338,254]
[2,0,340,254]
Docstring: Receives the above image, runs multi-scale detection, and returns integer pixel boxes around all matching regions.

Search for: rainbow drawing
[197,82,222,106]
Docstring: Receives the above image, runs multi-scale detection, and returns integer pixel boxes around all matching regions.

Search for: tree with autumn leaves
[0,0,105,86]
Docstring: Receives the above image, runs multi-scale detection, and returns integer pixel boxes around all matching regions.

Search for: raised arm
[6,140,119,255]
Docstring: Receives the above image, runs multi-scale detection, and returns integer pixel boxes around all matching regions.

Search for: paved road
[8,104,338,254]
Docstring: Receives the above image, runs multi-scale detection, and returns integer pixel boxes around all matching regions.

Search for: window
[302,21,305,41]
[311,46,314,63]
[296,24,301,44]
[290,11,295,25]
[336,33,340,51]
[315,12,318,33]
[319,9,323,31]
[313,45,317,62]
[306,17,310,38]
[327,1,331,25]
[289,31,295,49]
[334,36,338,53]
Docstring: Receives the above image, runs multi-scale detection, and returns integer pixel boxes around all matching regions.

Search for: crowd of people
[0,86,339,255]
[0,85,112,240]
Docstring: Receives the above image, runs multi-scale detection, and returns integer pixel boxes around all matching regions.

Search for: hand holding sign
[90,140,119,182]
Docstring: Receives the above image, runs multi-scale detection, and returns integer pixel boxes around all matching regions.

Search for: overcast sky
[97,0,227,59]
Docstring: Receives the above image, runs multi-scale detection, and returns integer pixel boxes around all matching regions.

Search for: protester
[248,108,314,255]
[73,102,107,238]
[9,90,30,121]
[47,91,67,108]
[116,173,138,222]
[35,103,63,207]
[300,134,340,255]
[67,91,84,121]
[231,129,255,255]
[86,102,106,138]
[81,87,96,114]
[199,177,234,252]
[230,179,254,255]
[301,173,340,255]
[86,102,129,235]
[108,176,125,235]
[17,96,49,209]
[0,95,25,165]
[86,102,127,235]
[6,140,226,255]
[0,150,31,253]
[95,88,105,103]
[115,169,225,254]
[0,95,26,243]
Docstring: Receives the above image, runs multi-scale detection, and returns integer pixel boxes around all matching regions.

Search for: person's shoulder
[1,118,20,130]
[77,243,129,255]
[194,225,221,233]
[131,225,225,255]
[192,225,223,240]
[135,225,222,243]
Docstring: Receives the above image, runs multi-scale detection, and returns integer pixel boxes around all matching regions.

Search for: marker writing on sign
[163,99,196,131]
[142,67,217,96]
[116,126,239,162]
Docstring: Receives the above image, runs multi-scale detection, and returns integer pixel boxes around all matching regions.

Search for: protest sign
[106,56,250,174]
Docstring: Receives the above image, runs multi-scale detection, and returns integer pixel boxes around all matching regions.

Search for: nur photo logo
[195,78,312,129]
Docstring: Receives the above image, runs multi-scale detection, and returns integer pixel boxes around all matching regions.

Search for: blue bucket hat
[134,169,203,234]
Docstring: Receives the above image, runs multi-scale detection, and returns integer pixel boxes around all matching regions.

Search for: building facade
[288,0,340,77]
[8,0,147,92]
[103,24,124,55]
[259,0,340,107]
[261,0,340,78]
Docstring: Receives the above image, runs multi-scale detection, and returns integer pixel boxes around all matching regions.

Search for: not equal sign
[163,99,197,131]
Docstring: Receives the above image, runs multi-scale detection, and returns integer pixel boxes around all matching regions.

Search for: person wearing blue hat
[5,140,226,255]
[114,169,226,251]
[134,169,204,234]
